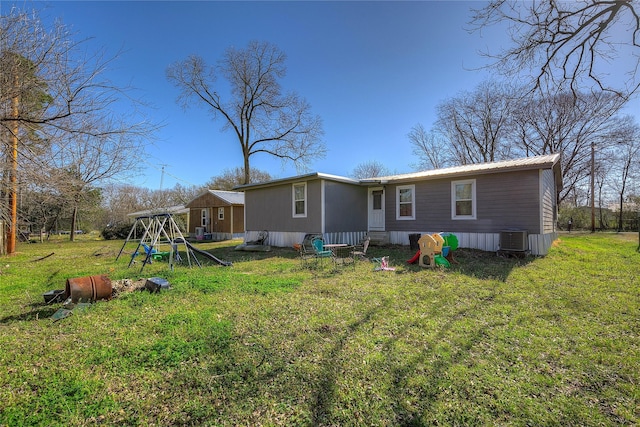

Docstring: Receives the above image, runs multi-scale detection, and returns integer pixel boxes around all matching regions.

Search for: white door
[368,187,385,231]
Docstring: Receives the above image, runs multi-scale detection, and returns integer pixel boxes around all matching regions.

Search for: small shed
[185,190,245,241]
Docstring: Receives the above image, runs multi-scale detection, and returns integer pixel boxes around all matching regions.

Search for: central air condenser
[499,230,528,252]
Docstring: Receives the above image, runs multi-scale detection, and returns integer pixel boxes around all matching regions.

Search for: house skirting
[193,232,243,241]
[244,230,367,248]
[387,231,558,256]
[244,230,558,256]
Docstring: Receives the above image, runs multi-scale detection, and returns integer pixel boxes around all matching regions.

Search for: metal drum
[65,275,112,303]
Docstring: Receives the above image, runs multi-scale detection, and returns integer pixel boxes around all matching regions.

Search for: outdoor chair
[298,233,322,266]
[311,237,334,264]
[351,235,370,260]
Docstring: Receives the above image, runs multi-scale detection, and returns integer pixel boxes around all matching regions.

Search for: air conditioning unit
[499,230,528,252]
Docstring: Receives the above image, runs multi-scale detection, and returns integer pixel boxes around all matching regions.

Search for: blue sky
[2,1,550,188]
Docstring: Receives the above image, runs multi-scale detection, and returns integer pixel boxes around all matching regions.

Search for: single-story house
[185,190,245,241]
[235,154,563,256]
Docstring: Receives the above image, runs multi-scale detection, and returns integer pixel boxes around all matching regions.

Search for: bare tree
[407,124,452,170]
[433,81,518,165]
[1,8,154,252]
[607,117,640,231]
[204,167,272,191]
[509,92,624,214]
[167,41,326,185]
[351,160,389,179]
[46,130,148,240]
[510,90,626,205]
[470,1,640,97]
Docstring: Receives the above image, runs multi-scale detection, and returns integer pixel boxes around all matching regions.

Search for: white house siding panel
[390,230,552,255]
[244,230,368,247]
[529,232,557,256]
[390,231,500,252]
[245,230,305,248]
[324,231,368,246]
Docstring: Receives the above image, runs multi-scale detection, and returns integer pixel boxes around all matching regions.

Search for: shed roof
[208,190,245,205]
[186,190,245,208]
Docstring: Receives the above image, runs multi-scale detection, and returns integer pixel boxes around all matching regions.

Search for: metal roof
[207,190,245,205]
[233,154,562,190]
[234,172,360,191]
[360,153,562,184]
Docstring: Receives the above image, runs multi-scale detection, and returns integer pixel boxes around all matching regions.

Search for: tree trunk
[70,204,78,242]
[618,193,624,232]
[590,143,596,233]
[243,152,251,185]
[7,75,20,255]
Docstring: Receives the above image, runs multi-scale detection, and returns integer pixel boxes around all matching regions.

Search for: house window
[292,182,307,217]
[396,185,415,220]
[218,207,224,220]
[452,179,476,220]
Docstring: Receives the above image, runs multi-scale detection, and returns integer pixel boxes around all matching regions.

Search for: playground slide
[407,250,420,264]
[180,239,233,266]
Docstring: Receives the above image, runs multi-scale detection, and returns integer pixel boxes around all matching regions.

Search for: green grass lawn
[0,233,638,426]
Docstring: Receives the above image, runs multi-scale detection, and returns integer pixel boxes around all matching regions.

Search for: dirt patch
[111,279,147,298]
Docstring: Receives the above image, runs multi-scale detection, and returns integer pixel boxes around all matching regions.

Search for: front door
[368,187,385,231]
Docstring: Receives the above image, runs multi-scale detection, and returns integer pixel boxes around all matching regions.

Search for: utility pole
[159,164,168,190]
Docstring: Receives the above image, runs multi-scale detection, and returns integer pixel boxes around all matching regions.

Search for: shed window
[201,209,209,227]
[292,182,307,217]
[452,179,476,220]
[218,207,224,220]
[396,185,415,220]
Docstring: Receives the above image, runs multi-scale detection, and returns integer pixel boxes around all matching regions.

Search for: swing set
[116,213,198,272]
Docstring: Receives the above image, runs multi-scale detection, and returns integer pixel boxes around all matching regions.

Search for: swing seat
[152,251,170,261]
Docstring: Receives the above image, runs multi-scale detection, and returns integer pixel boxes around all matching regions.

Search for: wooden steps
[367,231,389,246]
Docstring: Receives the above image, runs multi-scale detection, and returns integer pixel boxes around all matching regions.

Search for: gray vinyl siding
[244,180,322,232]
[540,169,557,234]
[324,181,368,232]
[385,170,542,233]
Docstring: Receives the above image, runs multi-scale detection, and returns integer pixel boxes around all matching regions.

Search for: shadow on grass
[0,301,59,323]
[173,243,300,266]
[307,284,505,425]
[177,241,538,283]
[367,245,537,282]
[385,287,504,426]
[311,300,390,425]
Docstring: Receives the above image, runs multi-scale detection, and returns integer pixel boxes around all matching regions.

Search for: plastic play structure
[373,256,395,271]
[407,232,459,268]
[116,213,231,272]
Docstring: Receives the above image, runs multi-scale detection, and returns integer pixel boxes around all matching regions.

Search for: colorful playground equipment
[116,213,231,272]
[407,232,459,268]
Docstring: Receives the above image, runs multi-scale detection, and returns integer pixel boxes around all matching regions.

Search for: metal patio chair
[351,235,370,260]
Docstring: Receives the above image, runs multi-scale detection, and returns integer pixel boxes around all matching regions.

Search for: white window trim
[451,179,477,220]
[218,207,224,220]
[396,184,415,220]
[292,182,307,218]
